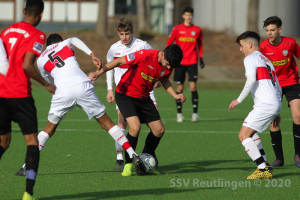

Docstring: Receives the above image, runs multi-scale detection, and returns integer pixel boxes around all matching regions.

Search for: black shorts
[0,97,38,135]
[115,92,160,124]
[174,64,198,84]
[282,84,300,105]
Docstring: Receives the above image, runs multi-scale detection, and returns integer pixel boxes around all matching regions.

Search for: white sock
[252,133,267,162]
[115,129,126,149]
[37,131,50,151]
[108,125,136,158]
[115,129,126,160]
[242,138,266,169]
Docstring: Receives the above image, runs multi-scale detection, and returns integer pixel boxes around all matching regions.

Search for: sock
[252,133,267,162]
[108,125,135,160]
[124,133,138,164]
[242,138,266,169]
[176,92,182,113]
[293,123,300,155]
[0,145,5,160]
[142,132,162,157]
[37,131,50,151]
[115,129,126,160]
[270,130,284,160]
[26,145,40,196]
[191,91,199,114]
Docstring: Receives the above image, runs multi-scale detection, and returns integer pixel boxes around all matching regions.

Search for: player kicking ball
[229,31,282,179]
[15,34,146,178]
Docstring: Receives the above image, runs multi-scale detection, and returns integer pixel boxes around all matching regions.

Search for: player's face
[118,31,133,45]
[265,24,282,44]
[239,40,250,57]
[182,12,193,25]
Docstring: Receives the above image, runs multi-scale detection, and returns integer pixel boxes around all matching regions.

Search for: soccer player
[166,6,204,122]
[14,34,146,178]
[0,39,8,76]
[0,1,56,199]
[89,44,185,176]
[260,16,300,168]
[106,18,158,171]
[229,31,282,179]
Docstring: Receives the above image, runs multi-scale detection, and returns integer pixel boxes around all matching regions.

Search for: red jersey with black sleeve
[116,50,173,98]
[166,24,203,65]
[0,22,45,98]
[260,37,300,87]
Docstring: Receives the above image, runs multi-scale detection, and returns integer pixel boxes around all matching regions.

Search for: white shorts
[48,81,106,124]
[243,103,282,133]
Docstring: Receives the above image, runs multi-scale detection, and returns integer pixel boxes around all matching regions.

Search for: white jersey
[37,38,91,89]
[0,38,8,76]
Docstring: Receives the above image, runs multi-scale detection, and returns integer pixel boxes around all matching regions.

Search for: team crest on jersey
[40,34,45,40]
[282,49,288,56]
[33,42,43,53]
[139,51,143,54]
[191,31,196,36]
[127,53,135,61]
[160,70,165,77]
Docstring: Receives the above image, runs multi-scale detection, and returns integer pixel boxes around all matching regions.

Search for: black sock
[191,91,199,114]
[142,132,162,161]
[293,123,300,155]
[270,130,284,160]
[124,133,138,164]
[26,145,40,196]
[0,145,6,160]
[176,92,182,113]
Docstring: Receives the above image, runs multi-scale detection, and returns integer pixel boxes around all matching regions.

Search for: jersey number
[48,51,65,68]
[9,38,17,50]
[266,64,275,86]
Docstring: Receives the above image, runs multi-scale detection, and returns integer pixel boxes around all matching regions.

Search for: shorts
[243,103,282,133]
[0,97,38,135]
[115,92,160,124]
[282,84,300,105]
[48,81,106,124]
[174,64,198,84]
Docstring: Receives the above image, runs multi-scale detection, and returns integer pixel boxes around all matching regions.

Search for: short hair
[117,18,133,33]
[163,44,183,68]
[182,6,194,14]
[46,34,63,46]
[25,0,44,17]
[236,31,260,46]
[263,16,282,28]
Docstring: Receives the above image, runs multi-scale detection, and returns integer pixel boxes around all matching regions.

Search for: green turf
[1,83,299,200]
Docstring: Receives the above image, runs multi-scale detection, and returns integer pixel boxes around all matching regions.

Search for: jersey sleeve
[106,47,115,90]
[144,42,153,50]
[27,32,45,56]
[70,37,92,55]
[37,58,54,85]
[166,27,176,46]
[293,40,300,58]
[0,38,8,76]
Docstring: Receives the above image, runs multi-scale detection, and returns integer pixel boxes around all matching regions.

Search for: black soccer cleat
[132,154,146,175]
[15,167,26,176]
[115,159,124,171]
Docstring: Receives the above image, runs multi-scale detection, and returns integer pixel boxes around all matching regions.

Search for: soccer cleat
[121,163,133,176]
[191,113,199,122]
[149,170,160,175]
[252,162,273,174]
[22,192,37,200]
[15,166,26,176]
[294,154,300,168]
[270,159,284,167]
[115,159,124,171]
[132,154,146,175]
[247,168,272,179]
[176,113,184,123]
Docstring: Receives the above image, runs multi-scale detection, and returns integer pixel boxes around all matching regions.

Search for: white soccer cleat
[176,113,184,122]
[191,113,199,122]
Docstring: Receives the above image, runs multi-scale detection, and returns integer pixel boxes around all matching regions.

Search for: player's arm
[106,48,115,104]
[37,60,54,85]
[166,27,176,46]
[197,30,205,69]
[0,38,8,76]
[23,52,56,94]
[160,77,186,103]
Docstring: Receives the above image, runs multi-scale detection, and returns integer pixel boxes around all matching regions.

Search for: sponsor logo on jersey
[115,53,121,55]
[271,58,290,66]
[160,70,165,77]
[139,51,143,54]
[148,65,154,69]
[179,37,196,42]
[141,72,158,82]
[191,31,196,36]
[266,53,273,55]
[179,31,186,34]
[33,42,43,53]
[127,53,135,61]
[282,49,288,56]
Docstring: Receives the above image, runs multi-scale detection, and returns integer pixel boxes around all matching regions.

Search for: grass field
[1,82,300,200]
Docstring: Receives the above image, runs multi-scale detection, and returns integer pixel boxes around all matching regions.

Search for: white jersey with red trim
[243,51,282,107]
[37,38,90,88]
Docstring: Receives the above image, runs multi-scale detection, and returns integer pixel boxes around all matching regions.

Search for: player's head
[236,31,260,57]
[263,16,282,44]
[161,44,183,69]
[46,34,63,46]
[182,6,193,24]
[23,0,44,27]
[117,18,134,45]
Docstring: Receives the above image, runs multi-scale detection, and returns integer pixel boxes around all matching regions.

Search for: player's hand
[106,89,115,104]
[45,83,56,95]
[88,72,98,81]
[229,99,240,111]
[199,58,205,69]
[154,81,162,88]
[272,115,281,127]
[175,93,186,103]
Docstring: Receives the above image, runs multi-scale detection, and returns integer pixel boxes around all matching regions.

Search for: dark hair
[182,6,194,14]
[117,18,133,32]
[236,31,260,45]
[46,34,63,46]
[263,16,282,28]
[163,44,183,68]
[25,0,44,17]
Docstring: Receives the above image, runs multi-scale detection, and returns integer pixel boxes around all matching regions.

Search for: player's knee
[129,126,141,136]
[153,127,165,137]
[0,134,11,149]
[292,112,300,124]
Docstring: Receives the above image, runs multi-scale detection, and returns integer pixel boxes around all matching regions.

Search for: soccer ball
[139,153,157,174]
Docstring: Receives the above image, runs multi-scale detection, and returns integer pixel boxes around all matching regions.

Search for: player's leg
[174,66,185,122]
[252,133,272,172]
[115,108,127,170]
[187,64,199,122]
[0,133,11,159]
[0,97,11,159]
[289,98,300,167]
[269,122,284,167]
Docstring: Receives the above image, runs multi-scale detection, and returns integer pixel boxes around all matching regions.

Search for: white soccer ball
[139,153,157,174]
